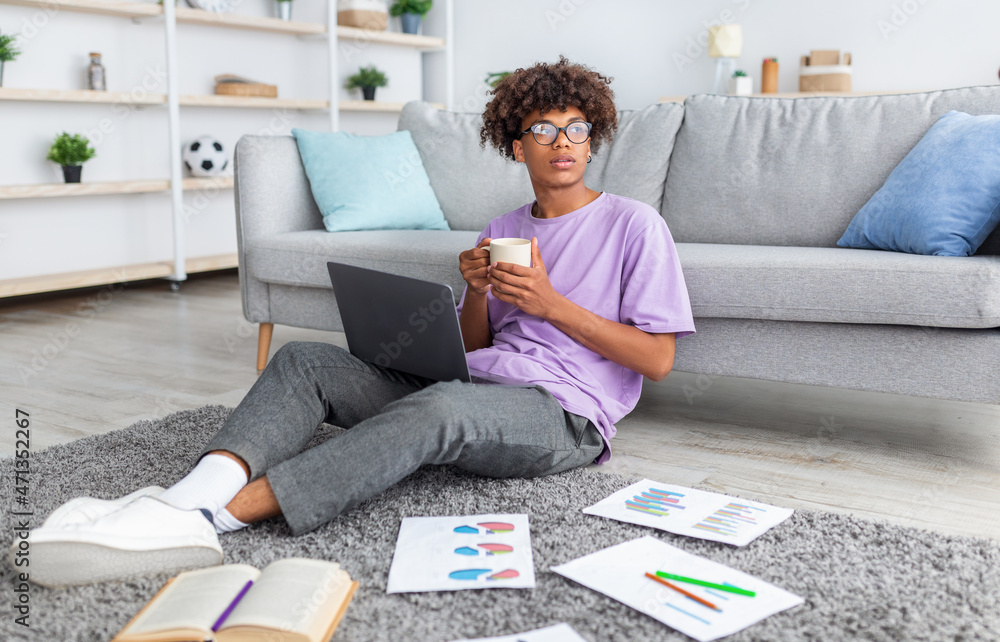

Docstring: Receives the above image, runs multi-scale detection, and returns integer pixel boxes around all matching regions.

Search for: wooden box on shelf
[337,0,388,30]
[799,50,853,92]
[214,74,278,98]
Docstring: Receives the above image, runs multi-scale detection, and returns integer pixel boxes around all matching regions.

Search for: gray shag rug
[1,406,999,642]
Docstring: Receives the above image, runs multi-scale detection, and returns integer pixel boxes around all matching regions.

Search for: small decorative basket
[799,50,853,92]
[214,74,278,98]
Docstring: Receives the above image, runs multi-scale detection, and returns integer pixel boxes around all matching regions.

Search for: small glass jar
[88,52,106,91]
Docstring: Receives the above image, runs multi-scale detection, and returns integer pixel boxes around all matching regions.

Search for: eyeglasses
[520,121,593,145]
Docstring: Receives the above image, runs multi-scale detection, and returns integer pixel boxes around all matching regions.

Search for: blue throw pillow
[837,110,1000,256]
[292,128,450,232]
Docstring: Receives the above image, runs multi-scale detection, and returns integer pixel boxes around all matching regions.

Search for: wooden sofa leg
[257,323,274,375]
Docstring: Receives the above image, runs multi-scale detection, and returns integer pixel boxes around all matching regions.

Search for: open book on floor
[112,557,358,642]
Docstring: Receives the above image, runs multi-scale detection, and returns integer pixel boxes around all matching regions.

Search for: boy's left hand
[488,237,562,319]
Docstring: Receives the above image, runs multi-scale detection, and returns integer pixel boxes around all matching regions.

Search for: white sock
[157,454,248,517]
[213,507,250,534]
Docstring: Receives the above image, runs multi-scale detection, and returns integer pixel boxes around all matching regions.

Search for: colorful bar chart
[625,486,687,517]
[693,502,767,538]
[583,479,794,546]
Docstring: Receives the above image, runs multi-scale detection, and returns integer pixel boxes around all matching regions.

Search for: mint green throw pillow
[291,128,450,232]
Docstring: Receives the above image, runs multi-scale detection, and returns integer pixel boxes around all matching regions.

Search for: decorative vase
[400,12,420,34]
[361,86,376,101]
[88,52,106,91]
[761,59,779,93]
[728,76,752,96]
[275,0,292,20]
[62,165,82,183]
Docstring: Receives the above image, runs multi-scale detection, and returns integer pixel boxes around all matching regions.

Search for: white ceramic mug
[487,237,532,268]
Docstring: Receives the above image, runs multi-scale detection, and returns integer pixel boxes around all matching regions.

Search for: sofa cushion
[584,102,685,213]
[246,229,479,301]
[291,128,450,233]
[398,102,534,232]
[676,243,1000,328]
[398,101,684,232]
[662,86,1000,248]
[837,111,1000,256]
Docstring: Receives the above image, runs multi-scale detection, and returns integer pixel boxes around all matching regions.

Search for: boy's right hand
[459,238,492,297]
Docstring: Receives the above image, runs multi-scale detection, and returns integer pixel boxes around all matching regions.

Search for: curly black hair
[480,56,617,162]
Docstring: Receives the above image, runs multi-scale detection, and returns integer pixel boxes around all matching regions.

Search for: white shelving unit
[0,0,454,297]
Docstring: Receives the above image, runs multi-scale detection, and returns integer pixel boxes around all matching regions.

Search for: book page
[122,565,261,636]
[220,558,352,640]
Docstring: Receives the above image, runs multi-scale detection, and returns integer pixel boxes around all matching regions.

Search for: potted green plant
[274,0,292,21]
[728,69,752,96]
[345,65,388,101]
[484,71,511,88]
[390,0,432,35]
[0,31,21,88]
[47,132,97,183]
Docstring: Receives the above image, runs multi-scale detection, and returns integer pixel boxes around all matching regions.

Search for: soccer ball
[182,136,229,177]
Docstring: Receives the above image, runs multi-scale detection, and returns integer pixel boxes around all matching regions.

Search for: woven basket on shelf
[214,82,278,98]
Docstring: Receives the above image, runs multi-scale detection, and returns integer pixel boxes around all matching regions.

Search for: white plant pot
[728,76,753,96]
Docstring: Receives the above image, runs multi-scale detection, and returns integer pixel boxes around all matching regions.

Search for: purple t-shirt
[456,192,695,464]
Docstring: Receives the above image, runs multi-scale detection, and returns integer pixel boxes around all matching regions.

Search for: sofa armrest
[234,134,323,324]
[235,134,322,241]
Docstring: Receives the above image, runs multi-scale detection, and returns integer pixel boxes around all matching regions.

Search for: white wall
[437,0,1000,112]
[2,0,998,282]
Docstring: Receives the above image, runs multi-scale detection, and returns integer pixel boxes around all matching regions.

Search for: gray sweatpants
[201,341,605,534]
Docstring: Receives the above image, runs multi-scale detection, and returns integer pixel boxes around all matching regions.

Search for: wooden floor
[2,272,998,541]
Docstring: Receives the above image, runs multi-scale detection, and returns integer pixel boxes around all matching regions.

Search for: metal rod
[163,0,186,282]
[327,0,339,131]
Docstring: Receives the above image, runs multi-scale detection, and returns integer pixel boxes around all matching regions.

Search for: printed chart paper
[583,479,793,546]
[387,514,535,593]
[450,622,587,642]
[551,536,803,642]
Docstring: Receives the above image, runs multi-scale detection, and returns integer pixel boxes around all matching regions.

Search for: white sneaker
[41,486,165,529]
[16,496,223,587]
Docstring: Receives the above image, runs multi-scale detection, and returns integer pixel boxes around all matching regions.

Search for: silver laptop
[326,262,533,386]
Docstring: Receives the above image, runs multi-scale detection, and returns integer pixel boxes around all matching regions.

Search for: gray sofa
[234,85,1000,406]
